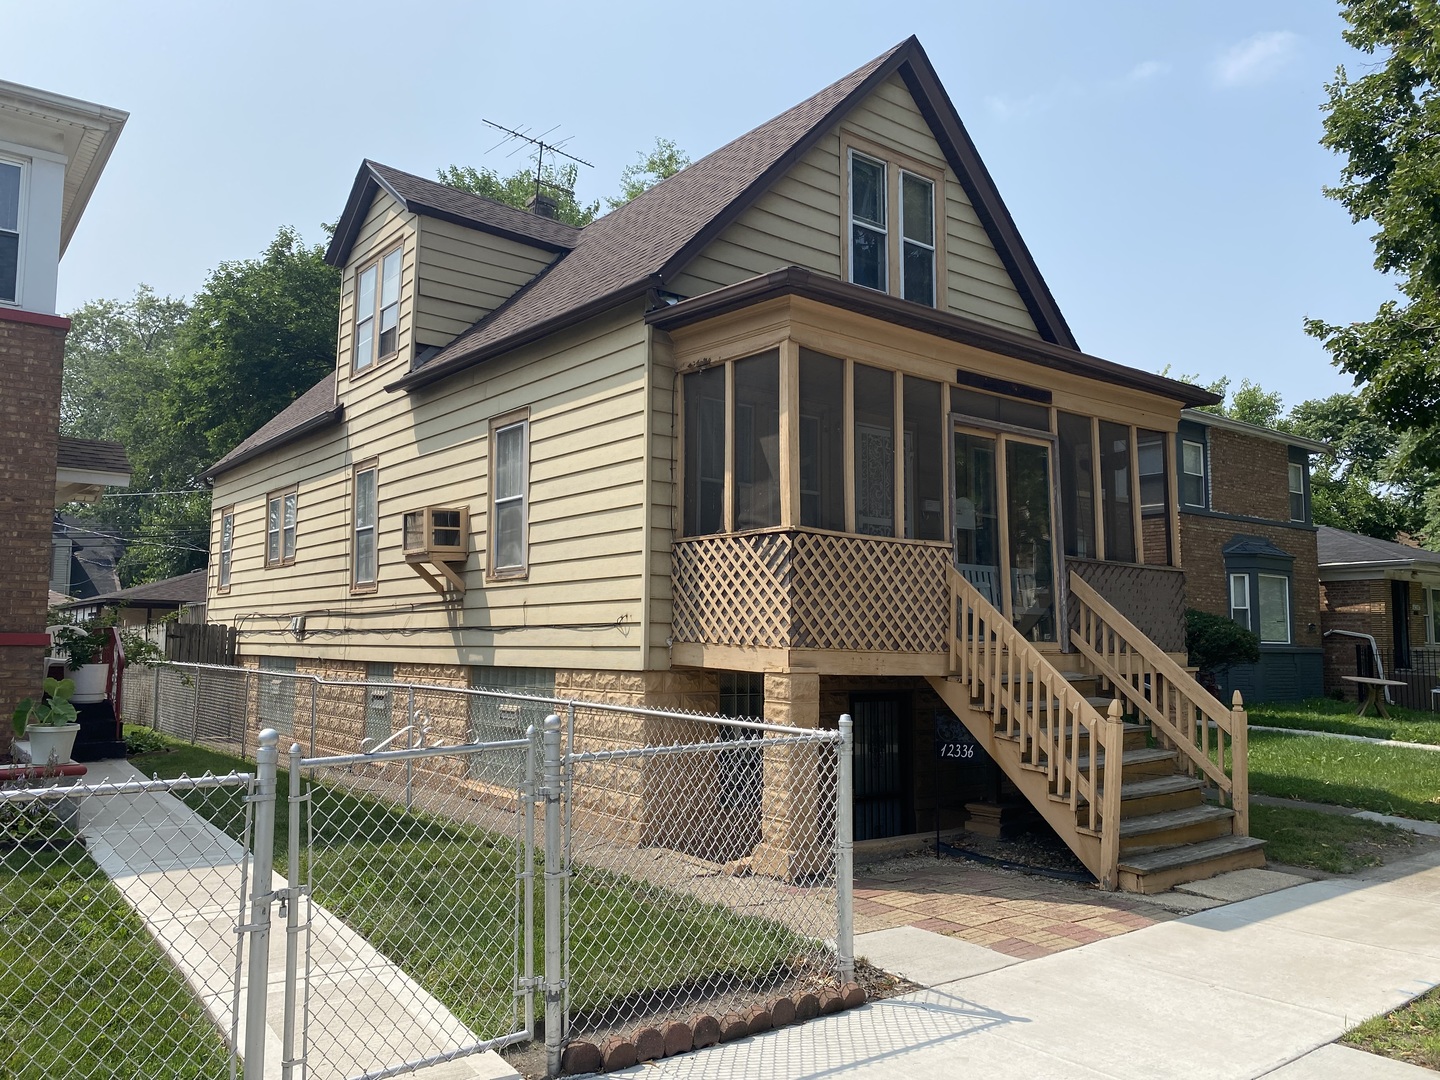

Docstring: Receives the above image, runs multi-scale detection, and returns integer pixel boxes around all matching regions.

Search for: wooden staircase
[928,568,1266,894]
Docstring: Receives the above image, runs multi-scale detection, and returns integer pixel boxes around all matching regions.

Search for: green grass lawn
[1,819,233,1080]
[1249,697,1440,746]
[127,728,815,1030]
[1343,985,1440,1070]
[1247,803,1415,873]
[1243,729,1440,822]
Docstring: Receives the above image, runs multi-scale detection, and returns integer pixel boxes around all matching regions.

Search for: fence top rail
[153,661,828,738]
[570,730,840,764]
[0,770,254,803]
[300,738,531,770]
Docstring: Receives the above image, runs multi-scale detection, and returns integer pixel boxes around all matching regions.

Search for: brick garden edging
[558,982,867,1075]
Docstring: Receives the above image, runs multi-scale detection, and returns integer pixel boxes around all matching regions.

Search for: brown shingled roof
[56,437,129,475]
[62,568,208,609]
[327,161,581,266]
[206,372,340,479]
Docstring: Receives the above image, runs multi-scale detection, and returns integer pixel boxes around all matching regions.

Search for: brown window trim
[348,244,405,381]
[486,407,531,582]
[351,458,379,594]
[216,504,235,594]
[264,486,298,569]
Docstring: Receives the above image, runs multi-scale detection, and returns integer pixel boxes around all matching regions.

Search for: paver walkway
[626,847,1440,1079]
[855,855,1186,960]
[76,759,519,1080]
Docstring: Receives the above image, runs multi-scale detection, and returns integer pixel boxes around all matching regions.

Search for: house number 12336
[939,743,976,759]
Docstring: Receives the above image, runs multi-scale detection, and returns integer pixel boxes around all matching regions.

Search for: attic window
[354,246,402,374]
[845,142,941,308]
[849,151,887,292]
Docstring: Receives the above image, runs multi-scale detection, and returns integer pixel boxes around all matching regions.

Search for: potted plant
[47,615,115,703]
[13,677,81,765]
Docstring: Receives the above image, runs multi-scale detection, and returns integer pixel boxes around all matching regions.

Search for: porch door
[851,693,910,841]
[954,426,1059,643]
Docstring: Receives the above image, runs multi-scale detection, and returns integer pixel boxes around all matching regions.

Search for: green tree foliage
[1185,607,1260,677]
[60,228,339,585]
[606,137,692,209]
[1306,1,1440,472]
[435,161,600,227]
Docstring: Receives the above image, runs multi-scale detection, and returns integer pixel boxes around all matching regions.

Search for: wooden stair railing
[946,567,1128,889]
[1068,571,1250,836]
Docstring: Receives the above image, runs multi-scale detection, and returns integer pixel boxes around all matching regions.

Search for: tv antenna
[482,119,593,203]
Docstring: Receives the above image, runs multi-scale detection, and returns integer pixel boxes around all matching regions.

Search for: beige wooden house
[206,37,1264,892]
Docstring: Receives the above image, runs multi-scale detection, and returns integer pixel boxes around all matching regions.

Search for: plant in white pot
[47,617,114,703]
[13,677,81,766]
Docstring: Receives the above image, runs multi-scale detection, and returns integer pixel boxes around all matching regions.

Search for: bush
[124,727,170,756]
[1185,608,1260,676]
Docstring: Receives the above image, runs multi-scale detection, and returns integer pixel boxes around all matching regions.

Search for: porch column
[751,672,825,880]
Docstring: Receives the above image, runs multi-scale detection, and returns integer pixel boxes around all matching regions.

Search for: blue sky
[12,1,1390,411]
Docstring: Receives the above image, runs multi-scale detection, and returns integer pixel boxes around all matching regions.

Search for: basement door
[850,693,911,841]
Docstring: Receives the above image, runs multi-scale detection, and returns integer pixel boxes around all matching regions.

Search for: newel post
[1231,691,1249,836]
[1098,699,1125,891]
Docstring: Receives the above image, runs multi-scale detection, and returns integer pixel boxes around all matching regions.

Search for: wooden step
[1117,805,1235,853]
[1117,836,1268,894]
[1086,774,1205,819]
[1071,745,1178,780]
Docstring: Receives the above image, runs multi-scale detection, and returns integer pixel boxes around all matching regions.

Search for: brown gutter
[645,267,1223,408]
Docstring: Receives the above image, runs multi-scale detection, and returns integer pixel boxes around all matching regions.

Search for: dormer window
[900,171,935,305]
[354,246,402,374]
[0,158,21,304]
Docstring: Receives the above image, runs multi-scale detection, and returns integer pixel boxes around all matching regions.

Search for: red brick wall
[1208,429,1290,521]
[0,312,69,757]
[1320,577,1437,695]
[1181,515,1321,651]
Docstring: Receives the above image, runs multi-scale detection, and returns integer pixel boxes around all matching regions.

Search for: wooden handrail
[1068,571,1249,834]
[947,567,1124,888]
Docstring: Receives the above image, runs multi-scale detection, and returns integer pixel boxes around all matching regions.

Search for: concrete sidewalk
[624,849,1440,1079]
[76,759,519,1080]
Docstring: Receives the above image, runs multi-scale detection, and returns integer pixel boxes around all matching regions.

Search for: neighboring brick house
[0,80,126,756]
[1318,526,1440,708]
[1175,409,1327,702]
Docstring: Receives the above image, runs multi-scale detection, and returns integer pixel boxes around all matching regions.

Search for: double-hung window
[849,151,887,292]
[353,246,402,374]
[265,489,297,567]
[1425,585,1440,645]
[489,411,529,578]
[218,507,235,591]
[900,171,935,305]
[1257,573,1291,644]
[352,462,378,589]
[1229,573,1251,631]
[0,157,22,304]
[1226,537,1294,646]
[1180,438,1207,508]
[1288,457,1307,522]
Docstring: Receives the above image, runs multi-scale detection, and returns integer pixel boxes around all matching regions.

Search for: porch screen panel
[953,432,1000,605]
[798,349,845,531]
[1006,440,1057,642]
[903,375,945,540]
[683,366,726,535]
[1058,412,1096,559]
[733,350,780,530]
[854,363,895,536]
[1099,421,1136,563]
[1138,429,1173,566]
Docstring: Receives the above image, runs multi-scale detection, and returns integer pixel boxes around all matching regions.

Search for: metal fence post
[836,714,855,985]
[281,743,303,1080]
[542,714,564,1076]
[523,724,538,1038]
[244,729,279,1080]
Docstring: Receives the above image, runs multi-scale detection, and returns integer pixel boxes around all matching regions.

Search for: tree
[436,161,600,227]
[606,137,691,209]
[1306,2,1440,473]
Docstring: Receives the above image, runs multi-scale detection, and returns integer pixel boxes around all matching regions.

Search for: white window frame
[0,154,24,307]
[489,411,530,579]
[848,150,888,293]
[265,489,297,568]
[1181,439,1206,508]
[352,463,378,590]
[1257,572,1292,645]
[899,169,936,307]
[218,507,234,592]
[1288,460,1306,522]
[1425,584,1440,645]
[352,246,403,375]
[1229,573,1250,630]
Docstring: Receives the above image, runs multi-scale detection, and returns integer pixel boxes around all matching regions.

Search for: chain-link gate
[290,735,536,1080]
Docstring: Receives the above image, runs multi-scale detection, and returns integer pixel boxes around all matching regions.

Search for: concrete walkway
[76,759,519,1080]
[624,848,1440,1079]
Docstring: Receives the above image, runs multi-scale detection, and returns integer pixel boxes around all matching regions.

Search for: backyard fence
[10,663,853,1079]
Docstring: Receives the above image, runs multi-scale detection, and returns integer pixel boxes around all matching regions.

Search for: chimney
[526,190,559,219]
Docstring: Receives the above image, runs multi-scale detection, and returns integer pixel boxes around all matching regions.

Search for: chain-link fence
[1,770,253,1080]
[108,663,853,1078]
